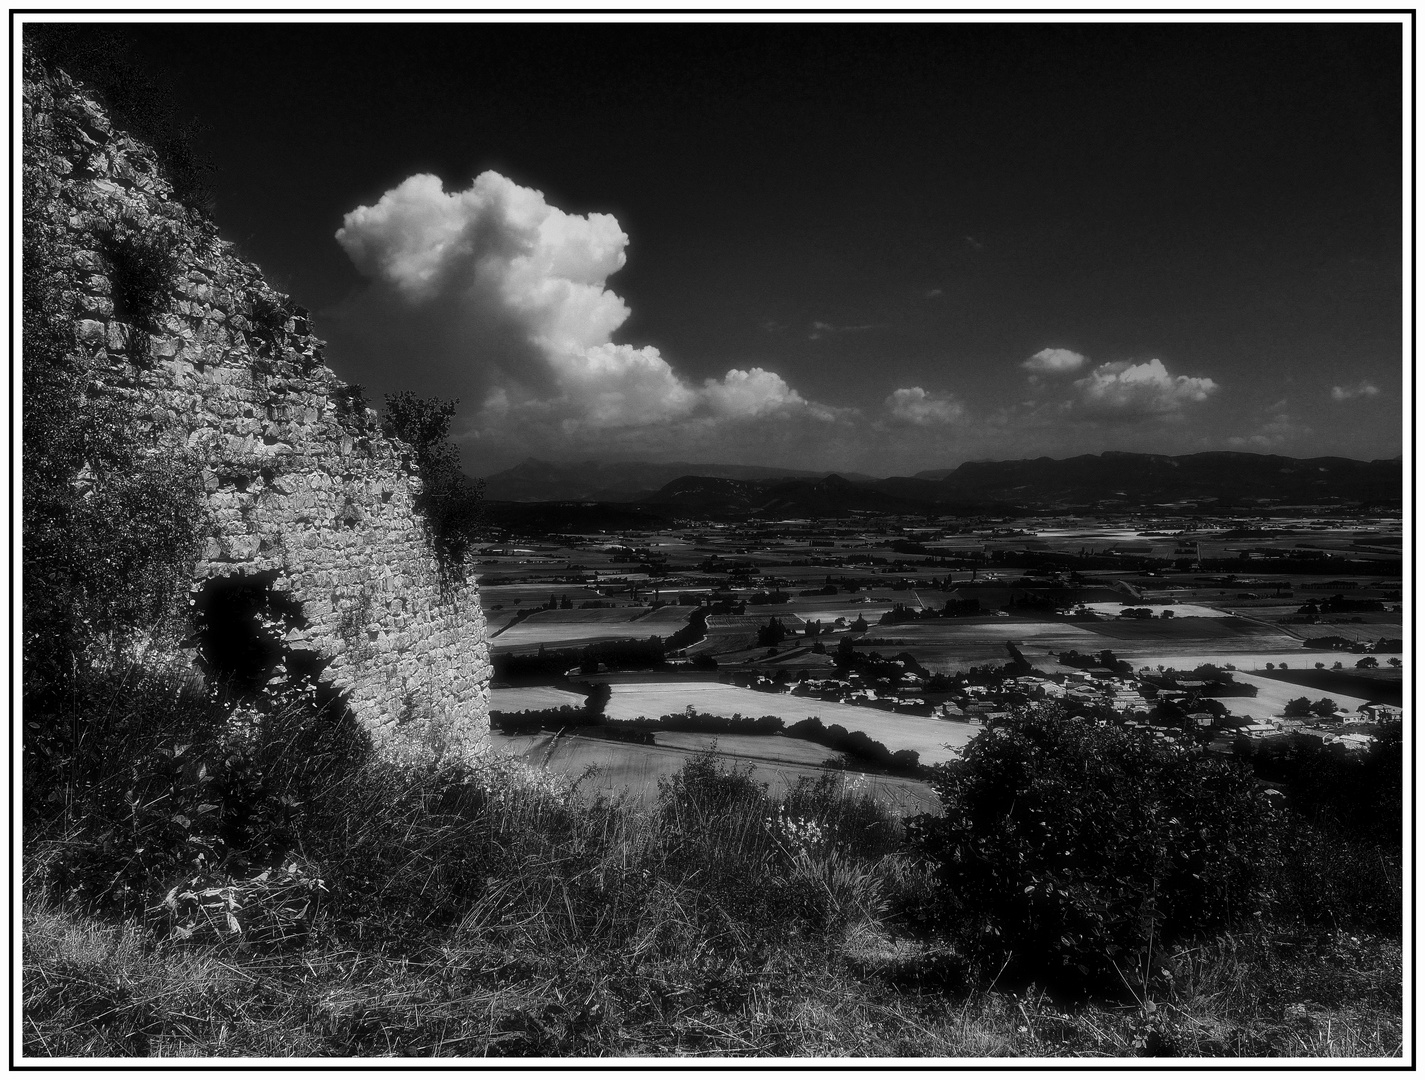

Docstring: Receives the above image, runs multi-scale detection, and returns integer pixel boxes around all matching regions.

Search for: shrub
[652,752,887,938]
[25,661,371,920]
[382,392,484,581]
[244,288,293,352]
[780,773,900,861]
[97,213,181,366]
[657,749,766,824]
[908,706,1280,994]
[23,119,202,707]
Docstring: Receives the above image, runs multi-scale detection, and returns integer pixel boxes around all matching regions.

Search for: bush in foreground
[908,708,1281,994]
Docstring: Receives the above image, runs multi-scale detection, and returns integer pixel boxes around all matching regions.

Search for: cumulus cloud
[884,387,964,426]
[329,171,832,450]
[1073,358,1218,418]
[551,343,698,428]
[703,367,811,419]
[1022,347,1087,374]
[1331,381,1380,402]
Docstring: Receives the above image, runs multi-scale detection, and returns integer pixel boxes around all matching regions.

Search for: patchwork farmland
[477,512,1402,797]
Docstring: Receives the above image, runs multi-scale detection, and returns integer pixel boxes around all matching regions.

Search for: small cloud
[1022,347,1087,374]
[1225,409,1311,449]
[1331,381,1380,402]
[808,320,886,340]
[884,386,964,426]
[1073,358,1218,418]
[924,287,943,299]
[964,235,984,251]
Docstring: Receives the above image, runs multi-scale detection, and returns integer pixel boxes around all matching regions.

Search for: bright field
[653,731,850,768]
[1075,619,1301,654]
[1207,672,1374,721]
[490,686,589,712]
[1081,602,1228,618]
[488,731,940,812]
[489,606,695,650]
[601,681,976,765]
[790,596,900,622]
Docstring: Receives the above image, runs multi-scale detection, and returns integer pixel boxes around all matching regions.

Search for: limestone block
[79,294,114,318]
[75,318,106,346]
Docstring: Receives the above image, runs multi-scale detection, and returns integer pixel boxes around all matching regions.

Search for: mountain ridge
[481,451,1401,518]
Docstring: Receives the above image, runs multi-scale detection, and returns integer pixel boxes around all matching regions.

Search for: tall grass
[22,670,1403,1059]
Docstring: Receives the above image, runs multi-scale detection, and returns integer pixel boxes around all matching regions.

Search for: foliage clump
[23,93,201,708]
[908,707,1280,993]
[94,211,182,366]
[381,391,484,580]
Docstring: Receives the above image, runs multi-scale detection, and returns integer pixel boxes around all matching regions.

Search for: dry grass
[27,890,1400,1060]
[22,685,1403,1061]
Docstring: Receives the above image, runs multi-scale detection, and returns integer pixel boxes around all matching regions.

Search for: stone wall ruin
[24,62,491,762]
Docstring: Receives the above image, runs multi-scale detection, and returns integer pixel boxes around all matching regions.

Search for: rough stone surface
[25,64,491,763]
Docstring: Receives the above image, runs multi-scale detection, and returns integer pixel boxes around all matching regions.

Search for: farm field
[600,681,976,764]
[686,613,809,656]
[489,731,940,811]
[1251,667,1403,707]
[1076,618,1300,651]
[478,583,607,611]
[652,731,846,767]
[489,605,695,650]
[707,613,809,632]
[470,512,1401,792]
[791,603,898,623]
[490,686,589,712]
[1209,672,1374,721]
[1297,619,1404,637]
[1081,602,1226,618]
[856,619,1109,669]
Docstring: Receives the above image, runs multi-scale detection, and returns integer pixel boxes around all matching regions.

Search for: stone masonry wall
[25,63,491,762]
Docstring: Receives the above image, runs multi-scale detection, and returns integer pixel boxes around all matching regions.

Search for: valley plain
[480,498,1403,798]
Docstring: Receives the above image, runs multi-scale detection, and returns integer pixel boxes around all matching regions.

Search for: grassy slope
[24,742,1402,1061]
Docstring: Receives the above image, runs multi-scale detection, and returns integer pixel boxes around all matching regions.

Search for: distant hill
[481,458,877,502]
[917,451,1402,508]
[650,474,922,518]
[481,452,1400,519]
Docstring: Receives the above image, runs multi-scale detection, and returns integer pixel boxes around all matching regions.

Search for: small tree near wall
[382,392,484,581]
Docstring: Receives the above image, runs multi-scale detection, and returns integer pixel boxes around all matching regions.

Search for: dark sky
[39,20,1405,475]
